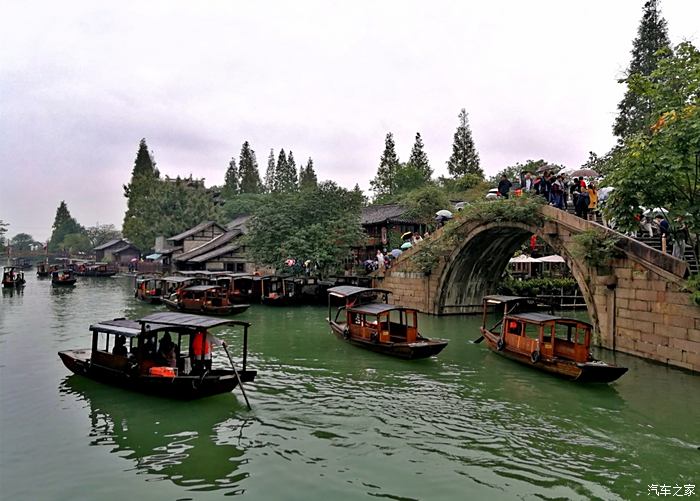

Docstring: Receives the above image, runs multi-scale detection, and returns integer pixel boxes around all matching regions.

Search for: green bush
[571,229,623,270]
[682,274,700,306]
[497,277,578,297]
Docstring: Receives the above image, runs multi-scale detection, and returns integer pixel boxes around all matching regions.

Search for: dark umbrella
[569,168,599,178]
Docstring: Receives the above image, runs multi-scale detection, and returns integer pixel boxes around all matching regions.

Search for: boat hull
[58,350,256,399]
[52,279,77,287]
[162,298,249,316]
[481,329,627,383]
[329,322,447,359]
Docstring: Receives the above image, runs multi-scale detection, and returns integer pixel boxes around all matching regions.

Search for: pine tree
[238,141,262,194]
[370,133,400,198]
[287,151,298,189]
[223,157,239,197]
[613,0,671,139]
[274,149,298,193]
[123,138,161,247]
[49,200,84,251]
[299,158,318,191]
[447,109,483,179]
[407,132,432,182]
[264,149,276,193]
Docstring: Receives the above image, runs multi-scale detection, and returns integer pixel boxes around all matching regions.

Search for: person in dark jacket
[497,175,512,199]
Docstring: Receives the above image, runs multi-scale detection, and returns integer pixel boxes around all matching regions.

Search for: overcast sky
[1,1,698,241]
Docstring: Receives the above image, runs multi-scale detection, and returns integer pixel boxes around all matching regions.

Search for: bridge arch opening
[435,222,595,323]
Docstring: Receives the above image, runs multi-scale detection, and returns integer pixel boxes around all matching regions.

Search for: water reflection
[60,375,253,495]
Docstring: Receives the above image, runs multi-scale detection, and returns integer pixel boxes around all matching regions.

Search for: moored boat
[76,262,118,277]
[51,269,77,286]
[162,285,249,316]
[261,275,304,306]
[478,295,628,383]
[134,275,164,304]
[57,311,256,400]
[327,286,448,359]
[36,262,52,278]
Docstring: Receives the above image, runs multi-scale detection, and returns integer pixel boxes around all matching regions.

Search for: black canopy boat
[261,275,305,306]
[58,312,256,400]
[51,269,77,286]
[477,295,628,383]
[327,286,448,359]
[134,275,164,304]
[2,266,26,288]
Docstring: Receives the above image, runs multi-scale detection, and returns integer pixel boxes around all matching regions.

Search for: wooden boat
[51,269,77,286]
[2,267,26,288]
[134,275,164,304]
[478,295,628,383]
[162,285,249,316]
[327,286,448,359]
[36,262,52,278]
[213,273,261,304]
[261,276,304,306]
[76,262,118,277]
[58,311,256,400]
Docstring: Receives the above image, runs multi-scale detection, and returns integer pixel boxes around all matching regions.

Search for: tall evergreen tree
[238,141,262,194]
[287,150,298,188]
[223,157,239,197]
[274,149,298,193]
[370,132,400,198]
[299,158,318,191]
[123,139,161,246]
[447,109,482,179]
[49,200,84,251]
[613,0,671,139]
[407,132,432,181]
[264,149,276,193]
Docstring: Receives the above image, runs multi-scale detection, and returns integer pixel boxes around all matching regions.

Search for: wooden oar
[222,342,251,410]
[473,319,503,344]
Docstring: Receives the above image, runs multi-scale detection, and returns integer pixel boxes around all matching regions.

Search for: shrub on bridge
[497,277,578,297]
[571,229,623,272]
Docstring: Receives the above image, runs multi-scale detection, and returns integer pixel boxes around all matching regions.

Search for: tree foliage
[399,184,451,224]
[613,0,671,139]
[407,132,432,182]
[223,158,239,197]
[264,149,276,193]
[370,133,400,199]
[238,141,263,194]
[605,41,700,251]
[85,224,121,249]
[246,181,364,274]
[447,108,483,179]
[274,149,298,193]
[299,158,318,191]
[10,233,36,251]
[49,201,84,251]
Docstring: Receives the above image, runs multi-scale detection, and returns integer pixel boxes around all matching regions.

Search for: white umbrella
[537,255,565,263]
[509,254,540,263]
[643,207,668,217]
[436,209,453,219]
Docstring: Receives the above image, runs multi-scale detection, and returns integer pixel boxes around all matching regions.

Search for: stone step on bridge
[373,202,700,373]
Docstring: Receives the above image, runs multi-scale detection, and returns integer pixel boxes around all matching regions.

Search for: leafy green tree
[221,193,270,221]
[299,158,318,191]
[264,149,276,193]
[605,42,700,254]
[10,233,36,251]
[238,141,263,194]
[394,163,430,194]
[399,185,451,224]
[0,219,8,251]
[49,201,84,251]
[370,133,400,199]
[613,0,671,139]
[60,232,92,254]
[246,181,364,274]
[447,109,483,179]
[407,132,432,181]
[85,224,121,249]
[223,158,239,197]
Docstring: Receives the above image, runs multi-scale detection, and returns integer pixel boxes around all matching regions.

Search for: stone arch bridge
[374,205,700,372]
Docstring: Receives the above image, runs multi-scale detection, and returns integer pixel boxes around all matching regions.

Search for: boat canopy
[328,286,392,298]
[509,311,592,327]
[140,312,250,329]
[349,303,408,315]
[89,319,155,337]
[162,276,193,283]
[182,285,222,292]
[177,270,215,276]
[483,295,531,304]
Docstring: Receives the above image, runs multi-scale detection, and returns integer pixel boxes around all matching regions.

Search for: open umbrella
[436,209,453,219]
[400,242,412,250]
[390,249,402,258]
[401,231,413,240]
[285,259,295,266]
[643,207,668,217]
[569,168,599,178]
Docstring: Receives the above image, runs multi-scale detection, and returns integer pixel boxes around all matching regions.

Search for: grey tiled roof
[167,221,226,242]
[361,204,417,225]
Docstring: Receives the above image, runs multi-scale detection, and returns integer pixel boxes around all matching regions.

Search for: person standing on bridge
[671,216,689,260]
[498,175,512,199]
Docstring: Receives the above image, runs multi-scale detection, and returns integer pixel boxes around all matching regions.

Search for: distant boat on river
[163,285,249,316]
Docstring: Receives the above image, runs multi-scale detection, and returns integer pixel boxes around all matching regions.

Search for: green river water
[1,274,698,500]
